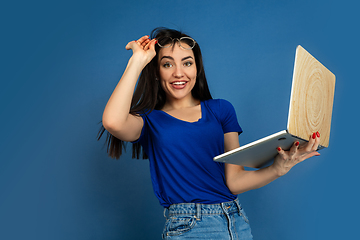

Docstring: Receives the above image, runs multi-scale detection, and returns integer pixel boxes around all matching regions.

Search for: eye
[162,62,172,68]
[183,61,193,67]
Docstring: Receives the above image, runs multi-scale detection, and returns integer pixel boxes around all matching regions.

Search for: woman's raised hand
[272,132,321,177]
[125,35,157,66]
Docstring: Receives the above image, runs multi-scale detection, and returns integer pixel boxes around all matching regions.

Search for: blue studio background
[1,0,359,239]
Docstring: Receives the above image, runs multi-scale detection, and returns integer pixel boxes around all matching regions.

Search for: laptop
[214,45,336,168]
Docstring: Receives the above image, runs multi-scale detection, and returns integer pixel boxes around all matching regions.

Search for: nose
[173,65,184,78]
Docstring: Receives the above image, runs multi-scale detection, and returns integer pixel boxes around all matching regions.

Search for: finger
[144,39,157,51]
[312,131,321,151]
[139,36,151,47]
[150,39,158,49]
[141,39,150,47]
[125,35,151,51]
[276,147,287,160]
[305,132,316,152]
[303,150,321,160]
[137,35,150,43]
[289,141,299,157]
[125,40,137,50]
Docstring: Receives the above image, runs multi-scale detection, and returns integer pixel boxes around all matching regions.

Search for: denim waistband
[164,198,242,220]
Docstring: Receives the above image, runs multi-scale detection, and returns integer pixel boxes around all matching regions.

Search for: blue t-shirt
[135,99,242,208]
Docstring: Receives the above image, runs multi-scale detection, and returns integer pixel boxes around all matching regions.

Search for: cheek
[189,68,197,80]
[159,68,170,81]
[189,63,197,77]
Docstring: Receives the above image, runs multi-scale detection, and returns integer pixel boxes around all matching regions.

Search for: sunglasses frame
[157,36,196,50]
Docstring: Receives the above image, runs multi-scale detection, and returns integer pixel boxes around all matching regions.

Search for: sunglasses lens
[179,37,196,50]
[157,37,173,48]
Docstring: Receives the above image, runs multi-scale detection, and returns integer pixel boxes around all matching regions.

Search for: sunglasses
[156,36,196,50]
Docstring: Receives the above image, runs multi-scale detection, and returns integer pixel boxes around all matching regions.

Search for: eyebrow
[160,56,194,61]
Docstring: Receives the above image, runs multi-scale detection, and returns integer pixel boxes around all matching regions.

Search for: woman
[99,27,321,239]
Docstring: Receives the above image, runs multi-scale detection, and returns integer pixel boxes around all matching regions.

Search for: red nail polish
[316,131,320,138]
[312,133,316,139]
[277,147,281,151]
[295,141,299,146]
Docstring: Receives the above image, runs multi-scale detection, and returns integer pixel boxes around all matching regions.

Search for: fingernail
[295,141,299,146]
[316,131,320,138]
[312,133,316,139]
[155,40,158,44]
[277,147,281,151]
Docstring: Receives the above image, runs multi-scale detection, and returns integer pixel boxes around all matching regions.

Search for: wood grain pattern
[288,45,335,147]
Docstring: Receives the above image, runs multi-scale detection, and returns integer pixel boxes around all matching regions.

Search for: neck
[162,96,200,111]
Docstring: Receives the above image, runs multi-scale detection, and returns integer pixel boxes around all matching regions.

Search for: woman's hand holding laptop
[272,132,321,177]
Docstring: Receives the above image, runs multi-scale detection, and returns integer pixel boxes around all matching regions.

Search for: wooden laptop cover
[287,45,336,147]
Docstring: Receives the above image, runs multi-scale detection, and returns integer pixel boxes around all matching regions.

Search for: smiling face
[158,43,197,106]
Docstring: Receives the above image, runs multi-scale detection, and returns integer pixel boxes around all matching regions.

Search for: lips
[171,81,188,89]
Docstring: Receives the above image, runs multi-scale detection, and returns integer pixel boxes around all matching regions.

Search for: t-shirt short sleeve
[221,99,242,134]
[209,99,243,135]
[130,112,149,144]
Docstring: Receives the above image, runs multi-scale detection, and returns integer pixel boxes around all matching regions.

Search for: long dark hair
[98,27,212,159]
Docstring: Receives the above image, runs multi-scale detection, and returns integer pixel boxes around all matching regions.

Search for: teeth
[172,82,186,85]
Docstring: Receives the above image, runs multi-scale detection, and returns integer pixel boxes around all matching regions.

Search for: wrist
[130,51,155,68]
[269,163,284,178]
[129,54,148,66]
[126,55,150,74]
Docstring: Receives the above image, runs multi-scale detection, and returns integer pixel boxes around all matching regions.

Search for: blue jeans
[162,198,253,239]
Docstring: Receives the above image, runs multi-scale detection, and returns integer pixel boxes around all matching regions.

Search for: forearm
[226,164,280,195]
[223,131,321,195]
[102,56,146,129]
